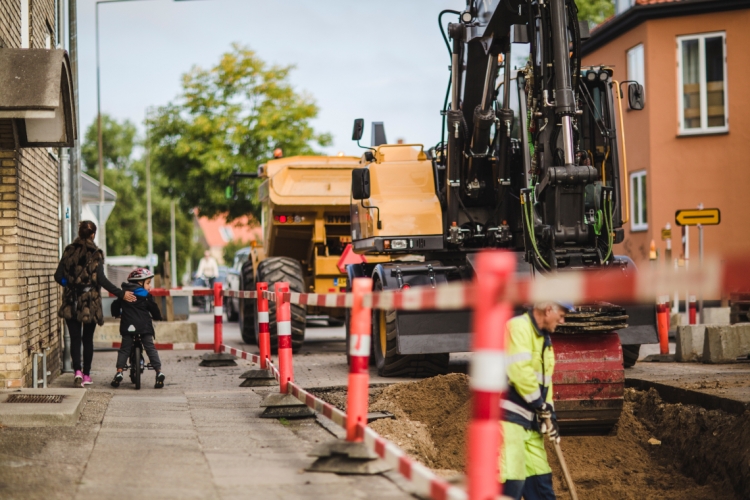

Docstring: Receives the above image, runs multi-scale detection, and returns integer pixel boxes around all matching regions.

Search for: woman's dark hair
[78,220,97,240]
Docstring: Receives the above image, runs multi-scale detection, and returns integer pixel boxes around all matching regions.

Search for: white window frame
[627,43,645,105]
[629,171,647,232]
[676,31,728,135]
[21,0,30,48]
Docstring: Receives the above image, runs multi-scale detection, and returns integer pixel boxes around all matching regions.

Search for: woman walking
[55,221,136,387]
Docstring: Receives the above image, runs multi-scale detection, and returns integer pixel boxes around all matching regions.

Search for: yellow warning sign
[675,208,720,226]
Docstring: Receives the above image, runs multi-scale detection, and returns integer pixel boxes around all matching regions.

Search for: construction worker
[500,301,574,500]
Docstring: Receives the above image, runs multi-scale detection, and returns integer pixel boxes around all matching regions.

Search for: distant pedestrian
[196,250,219,287]
[55,221,136,388]
[110,268,165,389]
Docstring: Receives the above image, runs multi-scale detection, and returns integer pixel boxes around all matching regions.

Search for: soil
[313,376,749,499]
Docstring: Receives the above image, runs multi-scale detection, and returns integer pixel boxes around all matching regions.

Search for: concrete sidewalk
[0,347,411,499]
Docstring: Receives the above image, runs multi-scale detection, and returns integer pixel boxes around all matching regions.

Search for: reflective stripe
[349,334,371,357]
[214,306,223,316]
[506,352,532,364]
[469,351,508,392]
[501,399,534,421]
[535,372,552,386]
[257,311,269,323]
[521,388,541,403]
[278,321,291,336]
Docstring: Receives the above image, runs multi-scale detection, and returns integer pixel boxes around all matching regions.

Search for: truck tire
[371,279,448,378]
[256,257,306,353]
[239,260,256,345]
[622,344,640,368]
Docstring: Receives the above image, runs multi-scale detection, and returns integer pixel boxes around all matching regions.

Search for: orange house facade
[582,0,750,266]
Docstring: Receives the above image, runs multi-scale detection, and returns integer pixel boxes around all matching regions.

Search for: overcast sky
[71,0,468,157]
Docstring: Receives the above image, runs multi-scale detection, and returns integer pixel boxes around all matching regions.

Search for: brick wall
[0,0,62,388]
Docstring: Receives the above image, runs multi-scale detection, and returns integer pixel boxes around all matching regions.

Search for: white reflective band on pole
[348,334,371,357]
[469,351,507,392]
[257,312,269,323]
[214,306,222,316]
[278,322,291,336]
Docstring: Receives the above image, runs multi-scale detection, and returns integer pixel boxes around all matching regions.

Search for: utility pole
[96,2,107,256]
[170,200,177,286]
[146,108,154,272]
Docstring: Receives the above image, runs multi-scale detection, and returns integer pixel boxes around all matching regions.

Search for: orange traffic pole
[213,282,223,354]
[345,278,373,442]
[468,251,514,500]
[275,282,293,394]
[657,296,669,355]
[256,282,270,370]
[689,295,697,325]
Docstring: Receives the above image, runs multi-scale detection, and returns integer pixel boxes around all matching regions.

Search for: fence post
[200,282,236,367]
[275,282,293,394]
[346,277,372,442]
[468,251,514,500]
[257,282,270,370]
[214,282,223,354]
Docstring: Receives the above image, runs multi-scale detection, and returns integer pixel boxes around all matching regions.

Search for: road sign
[675,208,720,226]
[661,229,671,240]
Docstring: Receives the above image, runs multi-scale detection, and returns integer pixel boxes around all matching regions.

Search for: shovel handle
[545,418,579,500]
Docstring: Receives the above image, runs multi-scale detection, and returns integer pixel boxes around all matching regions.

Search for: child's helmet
[127,268,155,282]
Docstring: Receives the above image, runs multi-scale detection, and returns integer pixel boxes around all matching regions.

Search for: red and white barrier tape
[109,342,213,350]
[220,344,465,500]
[223,290,258,299]
[256,257,748,312]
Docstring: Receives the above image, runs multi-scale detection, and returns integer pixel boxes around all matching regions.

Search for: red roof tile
[196,214,262,248]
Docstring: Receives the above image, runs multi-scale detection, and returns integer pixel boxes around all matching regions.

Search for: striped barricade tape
[257,257,748,312]
[223,290,258,299]
[110,342,214,350]
[221,344,466,500]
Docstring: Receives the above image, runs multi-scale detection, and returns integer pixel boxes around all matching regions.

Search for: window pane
[632,176,640,225]
[640,175,647,224]
[682,39,701,129]
[705,36,725,127]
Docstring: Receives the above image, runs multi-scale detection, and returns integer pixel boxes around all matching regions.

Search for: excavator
[346,0,657,432]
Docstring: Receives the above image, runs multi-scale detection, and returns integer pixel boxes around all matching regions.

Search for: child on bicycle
[110,268,166,389]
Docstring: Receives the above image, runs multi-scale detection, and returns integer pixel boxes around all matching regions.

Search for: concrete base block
[0,389,87,427]
[307,440,392,475]
[703,324,750,363]
[95,321,198,343]
[239,369,277,387]
[199,352,237,367]
[259,393,314,419]
[703,307,731,326]
[675,325,706,362]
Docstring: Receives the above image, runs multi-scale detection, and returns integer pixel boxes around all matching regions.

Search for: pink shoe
[74,370,83,387]
[82,375,93,387]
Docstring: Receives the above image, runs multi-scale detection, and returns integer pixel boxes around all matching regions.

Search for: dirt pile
[314,376,749,499]
[368,373,470,471]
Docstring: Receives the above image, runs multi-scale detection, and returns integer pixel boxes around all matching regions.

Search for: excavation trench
[311,373,749,499]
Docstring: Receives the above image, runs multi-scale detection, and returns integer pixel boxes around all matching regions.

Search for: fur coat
[57,238,105,325]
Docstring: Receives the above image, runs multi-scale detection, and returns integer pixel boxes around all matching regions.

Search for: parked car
[224,247,251,322]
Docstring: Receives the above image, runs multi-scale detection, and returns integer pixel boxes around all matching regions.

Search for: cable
[438,10,461,57]
[521,190,550,269]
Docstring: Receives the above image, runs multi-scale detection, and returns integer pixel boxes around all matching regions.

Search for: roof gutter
[582,0,750,56]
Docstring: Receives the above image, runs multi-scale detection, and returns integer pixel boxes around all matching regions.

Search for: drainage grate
[5,394,64,404]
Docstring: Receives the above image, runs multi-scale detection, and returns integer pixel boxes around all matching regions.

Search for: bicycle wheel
[133,346,142,390]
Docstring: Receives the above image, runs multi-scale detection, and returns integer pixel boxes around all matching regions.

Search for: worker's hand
[541,417,561,445]
[535,402,553,421]
[123,291,137,303]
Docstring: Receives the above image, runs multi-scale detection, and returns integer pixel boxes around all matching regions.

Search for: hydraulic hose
[522,190,550,269]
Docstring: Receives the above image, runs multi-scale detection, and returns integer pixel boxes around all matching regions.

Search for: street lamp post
[95,0,152,256]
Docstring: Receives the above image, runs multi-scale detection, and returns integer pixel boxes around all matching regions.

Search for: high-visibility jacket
[501,312,555,432]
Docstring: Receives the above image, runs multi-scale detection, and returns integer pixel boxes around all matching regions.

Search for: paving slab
[0,388,87,427]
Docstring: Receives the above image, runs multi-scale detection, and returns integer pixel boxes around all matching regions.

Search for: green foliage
[148,43,332,221]
[575,0,615,25]
[81,114,197,280]
[222,239,252,266]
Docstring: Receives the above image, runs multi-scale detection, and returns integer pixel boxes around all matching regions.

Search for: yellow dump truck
[237,155,361,351]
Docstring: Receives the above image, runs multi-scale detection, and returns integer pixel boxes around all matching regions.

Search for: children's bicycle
[124,334,154,390]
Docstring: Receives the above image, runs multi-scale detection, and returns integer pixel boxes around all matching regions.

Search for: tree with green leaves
[576,0,615,26]
[148,43,332,221]
[81,114,199,279]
